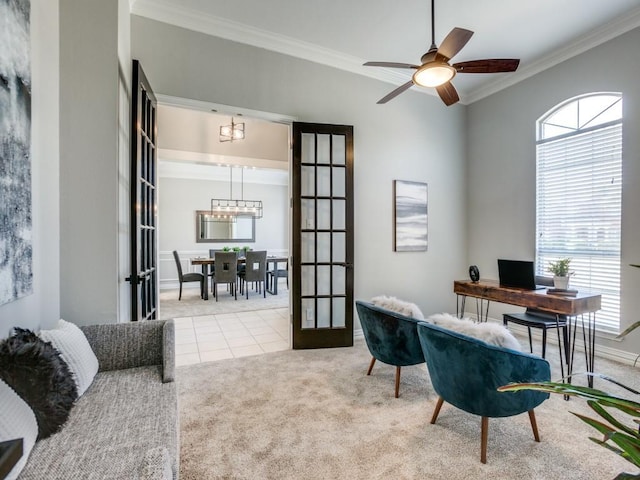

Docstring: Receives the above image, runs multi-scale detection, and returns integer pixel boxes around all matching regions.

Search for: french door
[127,60,158,321]
[292,123,354,348]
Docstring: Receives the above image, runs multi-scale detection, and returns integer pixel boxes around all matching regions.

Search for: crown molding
[155,94,298,124]
[133,0,640,106]
[158,149,288,172]
[131,0,413,90]
[464,6,640,104]
[158,158,289,185]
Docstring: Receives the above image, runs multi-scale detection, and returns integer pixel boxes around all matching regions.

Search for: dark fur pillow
[0,328,78,439]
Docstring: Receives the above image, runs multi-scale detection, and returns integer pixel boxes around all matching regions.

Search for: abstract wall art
[393,180,428,252]
[0,0,33,305]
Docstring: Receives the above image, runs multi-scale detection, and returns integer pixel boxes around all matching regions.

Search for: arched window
[536,93,622,332]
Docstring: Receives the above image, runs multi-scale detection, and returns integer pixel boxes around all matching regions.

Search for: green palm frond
[499,378,640,477]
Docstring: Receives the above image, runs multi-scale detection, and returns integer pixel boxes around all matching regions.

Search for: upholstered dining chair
[172,250,204,300]
[212,251,238,301]
[267,259,289,291]
[416,321,550,464]
[355,301,425,398]
[238,250,267,299]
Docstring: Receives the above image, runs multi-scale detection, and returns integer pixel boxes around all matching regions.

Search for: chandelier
[219,117,245,142]
[209,166,263,220]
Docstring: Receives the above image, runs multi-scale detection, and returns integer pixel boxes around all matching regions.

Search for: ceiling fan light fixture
[412,63,456,88]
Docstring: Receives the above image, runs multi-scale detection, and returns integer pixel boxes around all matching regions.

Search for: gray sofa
[18,320,178,480]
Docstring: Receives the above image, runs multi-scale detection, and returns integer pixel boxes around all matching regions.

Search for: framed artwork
[393,180,428,252]
[0,0,33,305]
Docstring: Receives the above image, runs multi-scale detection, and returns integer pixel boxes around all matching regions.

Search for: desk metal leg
[554,314,566,387]
[477,298,490,322]
[457,295,466,318]
[581,312,596,388]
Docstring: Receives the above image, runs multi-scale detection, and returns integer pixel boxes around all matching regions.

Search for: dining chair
[238,250,267,299]
[207,249,222,288]
[172,250,204,300]
[267,258,289,291]
[212,251,238,301]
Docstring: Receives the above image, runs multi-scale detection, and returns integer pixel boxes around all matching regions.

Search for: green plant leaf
[574,414,640,468]
[614,473,640,480]
[587,400,640,437]
[618,321,640,339]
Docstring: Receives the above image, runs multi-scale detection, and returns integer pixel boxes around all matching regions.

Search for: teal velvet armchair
[355,301,425,398]
[416,321,551,463]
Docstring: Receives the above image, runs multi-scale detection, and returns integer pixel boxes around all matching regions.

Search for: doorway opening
[154,95,295,365]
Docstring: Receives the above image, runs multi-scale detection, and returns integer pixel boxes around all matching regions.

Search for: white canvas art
[0,0,33,305]
[393,180,427,252]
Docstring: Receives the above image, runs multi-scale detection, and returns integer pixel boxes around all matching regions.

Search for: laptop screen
[497,259,538,290]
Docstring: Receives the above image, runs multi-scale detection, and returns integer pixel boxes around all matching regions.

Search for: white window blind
[536,121,622,332]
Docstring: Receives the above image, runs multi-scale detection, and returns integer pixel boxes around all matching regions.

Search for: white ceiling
[131,0,640,104]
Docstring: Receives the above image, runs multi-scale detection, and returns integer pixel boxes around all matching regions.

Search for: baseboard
[479,315,640,367]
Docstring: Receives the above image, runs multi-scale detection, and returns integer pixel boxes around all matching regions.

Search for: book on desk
[546,288,578,297]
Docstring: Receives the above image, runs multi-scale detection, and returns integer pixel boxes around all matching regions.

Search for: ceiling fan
[363,0,520,106]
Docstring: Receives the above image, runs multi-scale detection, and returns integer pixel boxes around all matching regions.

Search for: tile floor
[174,307,290,366]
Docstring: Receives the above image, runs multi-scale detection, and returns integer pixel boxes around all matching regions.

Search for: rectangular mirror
[196,210,256,243]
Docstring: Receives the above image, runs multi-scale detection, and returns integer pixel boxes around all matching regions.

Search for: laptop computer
[497,259,546,290]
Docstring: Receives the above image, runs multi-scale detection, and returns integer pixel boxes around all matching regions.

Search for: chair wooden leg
[481,416,489,464]
[395,366,401,398]
[430,397,445,424]
[366,357,376,375]
[178,282,182,301]
[528,409,541,442]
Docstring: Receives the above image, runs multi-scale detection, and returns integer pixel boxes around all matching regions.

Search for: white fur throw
[426,313,521,351]
[371,295,425,320]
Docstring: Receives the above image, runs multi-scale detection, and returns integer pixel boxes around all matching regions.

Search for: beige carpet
[159,283,289,320]
[177,337,639,479]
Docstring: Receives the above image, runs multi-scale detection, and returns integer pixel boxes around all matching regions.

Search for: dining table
[191,255,288,300]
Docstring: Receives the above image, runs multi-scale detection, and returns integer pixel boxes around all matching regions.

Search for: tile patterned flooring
[174,308,290,366]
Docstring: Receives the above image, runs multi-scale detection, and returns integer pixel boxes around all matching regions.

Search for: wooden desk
[454,279,602,388]
[191,256,288,300]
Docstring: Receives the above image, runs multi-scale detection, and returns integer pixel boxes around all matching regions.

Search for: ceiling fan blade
[377,80,414,104]
[435,82,459,106]
[437,27,474,61]
[453,59,520,73]
[363,61,419,69]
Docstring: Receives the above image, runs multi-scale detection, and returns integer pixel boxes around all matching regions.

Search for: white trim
[133,1,640,106]
[465,7,640,104]
[471,315,640,368]
[132,0,424,96]
[155,94,298,124]
[158,150,290,174]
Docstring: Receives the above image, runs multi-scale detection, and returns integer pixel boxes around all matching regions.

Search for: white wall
[158,176,288,285]
[117,0,132,322]
[0,0,60,334]
[131,15,468,318]
[59,0,125,326]
[466,27,640,357]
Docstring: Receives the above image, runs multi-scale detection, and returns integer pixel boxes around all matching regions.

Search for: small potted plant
[547,258,573,290]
